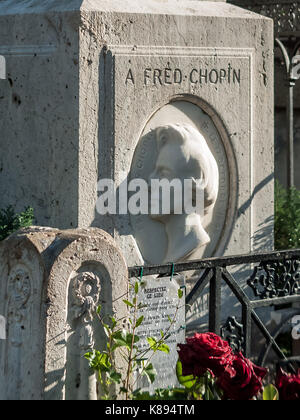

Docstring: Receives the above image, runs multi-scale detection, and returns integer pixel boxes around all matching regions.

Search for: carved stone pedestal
[0,227,128,400]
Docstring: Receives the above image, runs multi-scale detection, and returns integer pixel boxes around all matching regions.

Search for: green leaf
[96,305,102,314]
[135,358,148,363]
[263,384,279,401]
[275,182,300,250]
[123,300,134,308]
[176,361,197,390]
[204,385,215,401]
[178,289,184,299]
[143,363,156,384]
[84,351,112,372]
[127,333,140,345]
[136,315,144,328]
[108,370,122,384]
[147,337,157,349]
[132,391,152,400]
[135,282,139,294]
[113,330,131,349]
[110,316,117,328]
[103,324,111,338]
[0,206,34,241]
[156,343,170,354]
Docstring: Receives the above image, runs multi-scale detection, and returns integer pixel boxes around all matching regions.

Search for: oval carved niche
[129,98,237,265]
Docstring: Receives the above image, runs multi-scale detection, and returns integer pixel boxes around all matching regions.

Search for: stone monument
[0,0,274,270]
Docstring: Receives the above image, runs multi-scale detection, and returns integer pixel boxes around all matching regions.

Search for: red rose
[276,368,300,401]
[178,332,234,378]
[217,353,268,400]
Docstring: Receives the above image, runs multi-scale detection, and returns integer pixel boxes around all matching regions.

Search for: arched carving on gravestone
[72,271,101,352]
[66,271,101,400]
[6,265,32,398]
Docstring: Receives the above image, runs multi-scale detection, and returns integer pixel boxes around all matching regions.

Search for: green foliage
[275,182,300,250]
[176,361,196,390]
[133,387,188,400]
[0,206,34,241]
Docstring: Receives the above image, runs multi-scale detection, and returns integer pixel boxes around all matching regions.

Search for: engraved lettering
[219,69,226,83]
[233,69,241,84]
[164,67,172,85]
[228,63,232,83]
[199,68,208,84]
[153,69,163,85]
[125,68,135,85]
[209,69,219,84]
[133,64,242,87]
[144,68,151,85]
[190,69,198,84]
[174,68,183,84]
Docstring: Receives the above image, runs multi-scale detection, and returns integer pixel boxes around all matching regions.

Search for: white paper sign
[134,274,186,393]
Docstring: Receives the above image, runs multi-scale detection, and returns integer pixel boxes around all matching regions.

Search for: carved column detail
[6,265,32,399]
[69,271,101,400]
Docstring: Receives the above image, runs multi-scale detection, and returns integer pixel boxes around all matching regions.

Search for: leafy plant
[132,387,188,400]
[85,280,184,400]
[275,181,300,250]
[0,205,34,241]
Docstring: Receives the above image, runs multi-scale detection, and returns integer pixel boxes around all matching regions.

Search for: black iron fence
[128,249,300,372]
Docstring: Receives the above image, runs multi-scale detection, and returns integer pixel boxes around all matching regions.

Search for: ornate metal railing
[129,249,300,371]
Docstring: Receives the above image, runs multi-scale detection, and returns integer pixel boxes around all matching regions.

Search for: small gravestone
[134,275,186,393]
[0,227,128,400]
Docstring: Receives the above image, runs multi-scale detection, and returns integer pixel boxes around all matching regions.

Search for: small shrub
[0,205,34,241]
[275,182,300,250]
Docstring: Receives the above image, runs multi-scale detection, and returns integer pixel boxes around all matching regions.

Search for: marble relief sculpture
[148,124,219,263]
